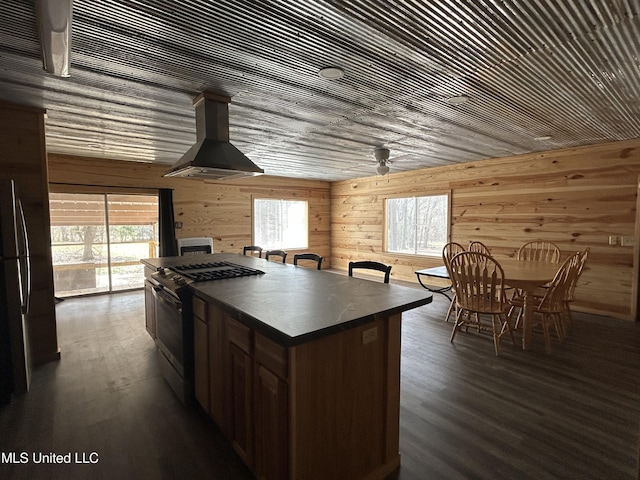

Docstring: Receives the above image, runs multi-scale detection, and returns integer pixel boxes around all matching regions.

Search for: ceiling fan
[373,147,417,176]
[343,147,415,176]
[373,147,391,176]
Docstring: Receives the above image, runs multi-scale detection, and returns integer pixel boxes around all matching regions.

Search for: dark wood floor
[1,290,639,479]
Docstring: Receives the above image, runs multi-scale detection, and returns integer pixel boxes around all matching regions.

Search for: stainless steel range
[148,261,264,404]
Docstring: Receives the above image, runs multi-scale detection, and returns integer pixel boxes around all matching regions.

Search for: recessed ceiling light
[445,95,469,105]
[534,135,552,141]
[318,66,344,80]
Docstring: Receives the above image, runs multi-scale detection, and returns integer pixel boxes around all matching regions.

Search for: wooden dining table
[499,259,560,350]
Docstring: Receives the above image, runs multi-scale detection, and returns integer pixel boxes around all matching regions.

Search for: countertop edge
[191,287,433,347]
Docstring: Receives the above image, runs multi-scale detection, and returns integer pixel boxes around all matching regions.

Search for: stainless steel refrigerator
[0,179,32,407]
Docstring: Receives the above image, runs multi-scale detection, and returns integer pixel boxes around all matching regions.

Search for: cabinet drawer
[227,317,252,353]
[193,296,206,320]
[255,333,288,380]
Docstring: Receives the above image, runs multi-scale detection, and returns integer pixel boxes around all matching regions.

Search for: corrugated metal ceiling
[0,0,639,181]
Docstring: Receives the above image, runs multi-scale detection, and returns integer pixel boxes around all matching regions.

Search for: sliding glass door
[50,193,159,297]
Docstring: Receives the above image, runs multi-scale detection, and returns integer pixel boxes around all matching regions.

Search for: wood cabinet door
[208,305,229,436]
[193,314,209,413]
[254,364,288,480]
[229,343,253,467]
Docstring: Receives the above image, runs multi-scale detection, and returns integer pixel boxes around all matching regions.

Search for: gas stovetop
[171,261,264,282]
[151,261,265,292]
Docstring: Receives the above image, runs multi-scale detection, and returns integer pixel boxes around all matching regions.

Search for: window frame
[252,196,309,250]
[383,191,451,257]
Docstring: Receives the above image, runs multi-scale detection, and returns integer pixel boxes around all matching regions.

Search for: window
[50,193,159,297]
[253,199,308,249]
[386,194,449,256]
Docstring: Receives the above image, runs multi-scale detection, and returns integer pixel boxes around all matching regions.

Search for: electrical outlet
[608,235,618,246]
[362,327,378,345]
[621,236,635,247]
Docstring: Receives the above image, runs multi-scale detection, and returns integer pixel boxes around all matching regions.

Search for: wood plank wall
[331,139,640,321]
[47,155,332,266]
[0,102,59,364]
[46,138,640,322]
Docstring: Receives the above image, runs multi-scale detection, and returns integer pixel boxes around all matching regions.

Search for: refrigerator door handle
[21,254,31,315]
[16,199,31,314]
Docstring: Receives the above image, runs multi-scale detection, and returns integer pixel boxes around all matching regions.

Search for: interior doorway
[49,192,159,297]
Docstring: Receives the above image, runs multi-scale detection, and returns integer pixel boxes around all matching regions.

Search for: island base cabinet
[193,294,403,480]
[288,314,402,480]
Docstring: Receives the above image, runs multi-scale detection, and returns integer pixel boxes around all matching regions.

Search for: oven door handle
[152,285,183,314]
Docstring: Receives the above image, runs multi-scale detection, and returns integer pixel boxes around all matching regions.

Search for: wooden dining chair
[348,261,392,283]
[517,241,561,263]
[293,253,323,270]
[468,240,512,299]
[511,241,562,307]
[468,241,491,255]
[265,249,287,263]
[442,242,466,322]
[509,251,581,353]
[562,247,590,331]
[242,245,263,258]
[449,251,515,355]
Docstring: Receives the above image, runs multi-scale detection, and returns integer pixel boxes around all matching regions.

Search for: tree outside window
[386,194,449,256]
[253,199,308,249]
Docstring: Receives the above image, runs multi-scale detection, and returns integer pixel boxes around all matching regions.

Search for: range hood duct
[164,92,264,180]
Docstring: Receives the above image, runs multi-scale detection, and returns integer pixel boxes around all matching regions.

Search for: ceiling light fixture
[318,66,344,80]
[376,163,390,176]
[445,95,470,105]
[534,135,552,141]
[374,147,390,176]
[35,0,73,77]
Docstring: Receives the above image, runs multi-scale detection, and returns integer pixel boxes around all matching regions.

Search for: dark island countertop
[142,253,432,346]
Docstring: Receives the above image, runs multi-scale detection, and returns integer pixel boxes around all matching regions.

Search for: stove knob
[174,277,187,285]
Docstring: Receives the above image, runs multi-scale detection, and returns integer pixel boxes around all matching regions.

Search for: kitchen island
[142,253,432,480]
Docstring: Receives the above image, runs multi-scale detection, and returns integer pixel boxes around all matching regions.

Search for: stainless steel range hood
[164,92,264,180]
